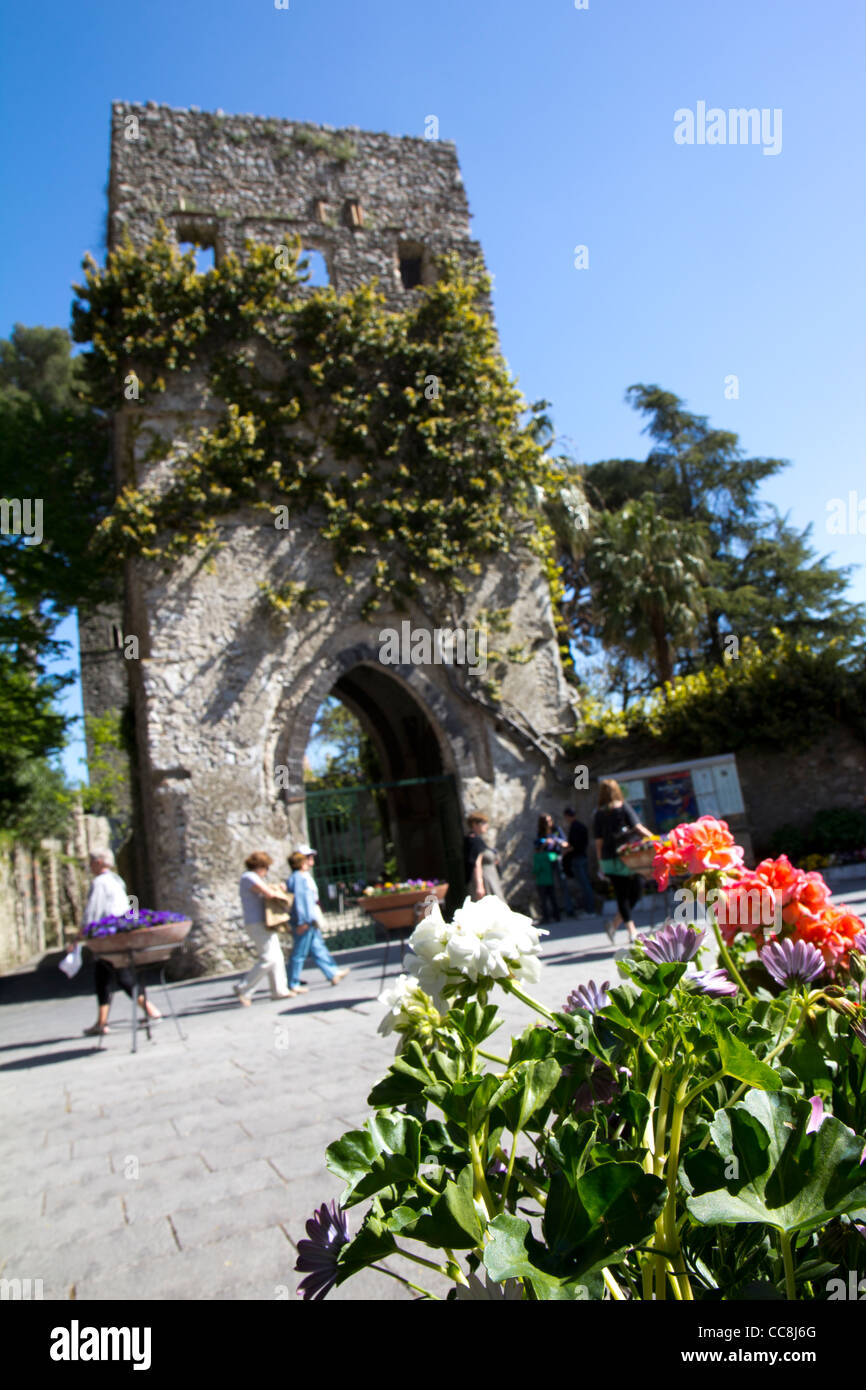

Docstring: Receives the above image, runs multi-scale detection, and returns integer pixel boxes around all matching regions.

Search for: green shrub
[566,635,866,762]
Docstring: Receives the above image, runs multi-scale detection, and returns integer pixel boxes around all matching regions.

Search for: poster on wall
[649,772,699,833]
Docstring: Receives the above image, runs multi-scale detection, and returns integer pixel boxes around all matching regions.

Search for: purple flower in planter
[762,937,824,988]
[564,980,610,1015]
[295,1201,350,1300]
[685,968,738,998]
[638,922,704,964]
[83,908,186,939]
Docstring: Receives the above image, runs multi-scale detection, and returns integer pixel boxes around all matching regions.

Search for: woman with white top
[80,848,163,1037]
[233,851,294,1005]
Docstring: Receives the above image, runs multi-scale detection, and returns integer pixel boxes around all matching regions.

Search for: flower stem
[779,1231,797,1300]
[764,994,810,1066]
[501,977,557,1022]
[478,1048,509,1065]
[710,913,753,999]
[681,1068,725,1111]
[602,1266,626,1300]
[468,1131,496,1217]
[664,1084,694,1302]
[371,1263,441,1299]
[393,1244,461,1280]
[500,1136,520,1211]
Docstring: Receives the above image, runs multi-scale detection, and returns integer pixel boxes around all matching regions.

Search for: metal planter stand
[86,920,192,1054]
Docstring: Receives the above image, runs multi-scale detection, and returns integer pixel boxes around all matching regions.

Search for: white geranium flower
[402,895,546,998]
[377,973,421,1036]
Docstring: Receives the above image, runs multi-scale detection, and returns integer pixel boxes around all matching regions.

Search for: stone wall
[109,102,483,309]
[0,809,112,973]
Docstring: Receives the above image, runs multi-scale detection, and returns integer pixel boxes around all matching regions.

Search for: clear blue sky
[1,0,863,782]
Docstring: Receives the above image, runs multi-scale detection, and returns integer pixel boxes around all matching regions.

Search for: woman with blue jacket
[286,848,350,992]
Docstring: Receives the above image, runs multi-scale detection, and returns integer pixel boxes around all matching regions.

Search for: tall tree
[585,495,709,686]
[0,325,112,828]
[578,385,864,673]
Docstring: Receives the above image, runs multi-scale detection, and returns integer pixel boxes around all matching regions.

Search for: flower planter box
[617,841,658,879]
[359,884,447,932]
[84,918,192,963]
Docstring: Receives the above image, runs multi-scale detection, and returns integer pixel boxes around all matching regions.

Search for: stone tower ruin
[79,102,575,974]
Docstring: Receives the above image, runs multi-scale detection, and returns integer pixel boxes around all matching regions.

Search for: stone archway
[274,648,473,903]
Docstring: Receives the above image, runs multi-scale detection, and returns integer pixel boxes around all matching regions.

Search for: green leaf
[545,1118,597,1184]
[508,1023,556,1065]
[688,1090,866,1236]
[483,1215,599,1299]
[620,957,687,998]
[499,1058,561,1135]
[448,1001,502,1046]
[715,1028,783,1091]
[326,1128,377,1187]
[602,983,666,1040]
[393,1164,484,1249]
[542,1162,666,1276]
[327,1112,422,1207]
[335,1212,398,1284]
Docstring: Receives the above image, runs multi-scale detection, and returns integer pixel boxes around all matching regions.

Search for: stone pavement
[1,880,863,1302]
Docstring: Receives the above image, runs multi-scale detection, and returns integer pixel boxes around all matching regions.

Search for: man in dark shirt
[562,808,595,915]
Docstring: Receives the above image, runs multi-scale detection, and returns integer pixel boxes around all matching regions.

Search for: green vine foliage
[71,227,560,627]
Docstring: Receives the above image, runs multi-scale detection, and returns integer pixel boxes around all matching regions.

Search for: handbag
[59,942,84,978]
[265,889,293,931]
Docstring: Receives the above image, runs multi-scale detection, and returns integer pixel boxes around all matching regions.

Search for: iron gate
[305,773,465,915]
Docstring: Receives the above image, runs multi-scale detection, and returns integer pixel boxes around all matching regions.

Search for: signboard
[648,772,699,833]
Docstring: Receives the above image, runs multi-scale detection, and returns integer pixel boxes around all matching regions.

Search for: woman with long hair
[592,779,652,945]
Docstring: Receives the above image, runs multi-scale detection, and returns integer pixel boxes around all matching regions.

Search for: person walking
[561,807,596,916]
[592,779,652,945]
[286,848,350,992]
[537,813,574,916]
[80,849,162,1036]
[532,837,559,924]
[233,851,294,1005]
[463,812,506,902]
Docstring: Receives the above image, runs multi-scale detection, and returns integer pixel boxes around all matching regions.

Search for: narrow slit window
[399,255,422,289]
[299,248,331,286]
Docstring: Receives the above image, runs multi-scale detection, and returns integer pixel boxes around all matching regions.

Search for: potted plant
[82,909,192,960]
[358,880,448,932]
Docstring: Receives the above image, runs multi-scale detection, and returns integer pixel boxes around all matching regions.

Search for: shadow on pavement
[0,1045,103,1070]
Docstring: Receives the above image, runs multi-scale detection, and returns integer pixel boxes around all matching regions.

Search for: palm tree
[586,494,708,686]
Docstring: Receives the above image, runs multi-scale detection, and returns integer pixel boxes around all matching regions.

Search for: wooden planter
[359,884,448,933]
[84,918,192,963]
[617,842,658,880]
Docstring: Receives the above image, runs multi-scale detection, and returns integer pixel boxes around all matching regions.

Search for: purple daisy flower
[295,1201,350,1300]
[805,1096,826,1134]
[762,937,824,988]
[685,968,738,998]
[563,979,610,1015]
[639,922,704,964]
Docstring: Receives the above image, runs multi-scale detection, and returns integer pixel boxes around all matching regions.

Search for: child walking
[532,837,560,924]
[286,848,350,992]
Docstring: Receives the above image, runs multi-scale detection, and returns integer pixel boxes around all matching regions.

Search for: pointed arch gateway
[275,647,477,916]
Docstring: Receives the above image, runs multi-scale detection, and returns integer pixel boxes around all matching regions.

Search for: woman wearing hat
[285,848,350,992]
